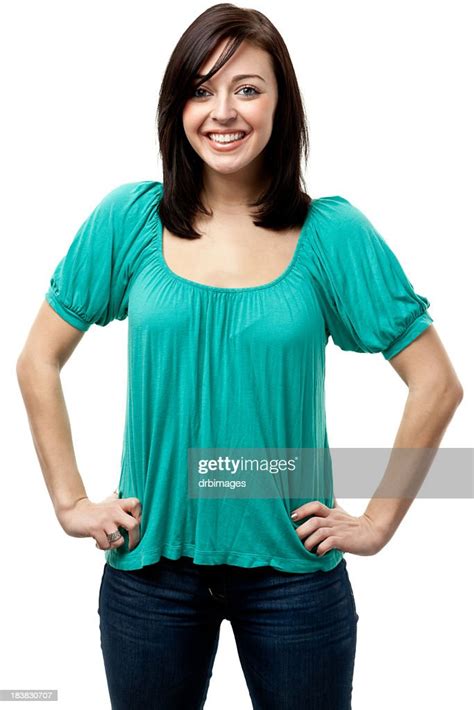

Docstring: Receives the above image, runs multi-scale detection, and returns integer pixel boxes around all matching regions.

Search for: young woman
[17,3,463,709]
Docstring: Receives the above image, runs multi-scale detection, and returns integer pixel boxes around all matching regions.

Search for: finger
[290,500,329,520]
[105,525,125,548]
[95,527,124,551]
[116,510,141,552]
[303,527,331,551]
[315,536,338,557]
[115,497,142,551]
[294,516,321,540]
[95,537,108,550]
[118,496,142,519]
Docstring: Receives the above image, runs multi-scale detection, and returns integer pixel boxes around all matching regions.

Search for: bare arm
[16,300,141,551]
[16,300,88,517]
[292,325,464,557]
[363,324,464,542]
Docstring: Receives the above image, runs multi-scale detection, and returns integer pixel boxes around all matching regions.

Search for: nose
[210,95,238,124]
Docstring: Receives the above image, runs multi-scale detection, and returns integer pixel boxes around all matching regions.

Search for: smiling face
[182,39,278,183]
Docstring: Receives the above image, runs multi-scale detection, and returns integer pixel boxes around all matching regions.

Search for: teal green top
[45,181,433,573]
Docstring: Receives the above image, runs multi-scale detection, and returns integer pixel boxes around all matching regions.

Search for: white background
[2,1,472,708]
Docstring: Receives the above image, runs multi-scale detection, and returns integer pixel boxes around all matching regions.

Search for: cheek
[182,103,202,135]
[246,99,275,131]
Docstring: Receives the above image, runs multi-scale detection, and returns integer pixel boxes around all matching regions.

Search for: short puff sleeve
[45,180,162,331]
[308,196,433,360]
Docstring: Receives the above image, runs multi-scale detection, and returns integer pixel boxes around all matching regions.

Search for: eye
[191,85,261,99]
[237,85,260,97]
[192,88,210,98]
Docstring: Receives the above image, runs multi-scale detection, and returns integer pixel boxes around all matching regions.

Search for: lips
[205,130,249,137]
[204,130,252,151]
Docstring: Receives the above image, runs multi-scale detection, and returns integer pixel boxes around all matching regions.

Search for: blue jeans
[98,555,359,709]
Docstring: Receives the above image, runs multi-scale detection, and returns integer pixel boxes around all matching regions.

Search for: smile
[204,130,252,151]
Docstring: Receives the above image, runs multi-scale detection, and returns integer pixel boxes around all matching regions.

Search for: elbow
[409,377,463,409]
[442,376,464,406]
[16,353,51,386]
[445,382,464,420]
[433,379,463,409]
[16,357,29,399]
[16,354,28,382]
[17,348,62,381]
[16,350,34,376]
[452,382,464,406]
[16,354,34,391]
[438,380,464,409]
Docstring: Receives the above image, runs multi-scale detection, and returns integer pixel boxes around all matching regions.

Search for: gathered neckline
[151,198,315,294]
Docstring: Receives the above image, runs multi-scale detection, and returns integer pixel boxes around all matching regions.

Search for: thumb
[104,490,119,502]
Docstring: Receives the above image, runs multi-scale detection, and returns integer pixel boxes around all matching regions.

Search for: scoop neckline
[152,198,315,294]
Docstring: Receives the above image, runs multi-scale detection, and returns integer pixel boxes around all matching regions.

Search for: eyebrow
[195,73,266,83]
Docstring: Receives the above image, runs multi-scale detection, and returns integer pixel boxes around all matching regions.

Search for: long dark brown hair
[156,3,312,238]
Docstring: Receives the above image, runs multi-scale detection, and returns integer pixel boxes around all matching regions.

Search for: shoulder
[307,194,386,258]
[310,194,374,234]
[85,181,164,251]
[96,180,163,218]
[69,180,164,261]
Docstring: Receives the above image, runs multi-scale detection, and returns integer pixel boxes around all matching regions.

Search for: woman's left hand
[291,499,387,557]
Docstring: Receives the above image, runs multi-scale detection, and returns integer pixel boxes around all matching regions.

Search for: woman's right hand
[57,492,142,551]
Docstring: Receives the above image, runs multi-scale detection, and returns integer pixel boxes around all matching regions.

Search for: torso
[162,216,302,289]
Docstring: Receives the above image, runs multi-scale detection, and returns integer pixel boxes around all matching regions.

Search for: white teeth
[208,132,246,144]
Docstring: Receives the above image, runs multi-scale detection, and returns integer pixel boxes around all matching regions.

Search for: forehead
[198,39,273,81]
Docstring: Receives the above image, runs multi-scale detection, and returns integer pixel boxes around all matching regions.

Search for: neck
[201,165,270,216]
